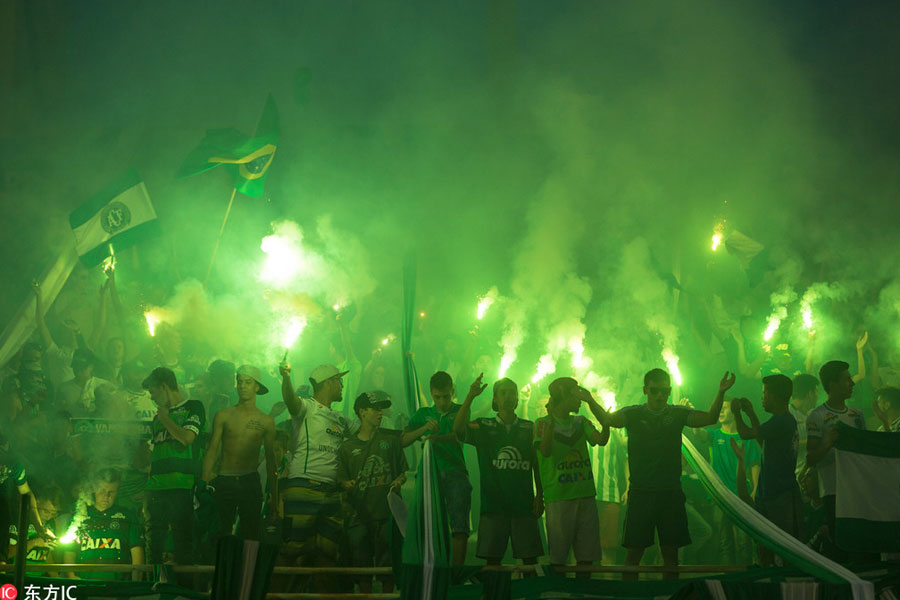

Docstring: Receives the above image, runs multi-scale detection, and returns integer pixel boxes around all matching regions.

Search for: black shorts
[622,489,691,549]
[346,519,391,578]
[756,486,804,540]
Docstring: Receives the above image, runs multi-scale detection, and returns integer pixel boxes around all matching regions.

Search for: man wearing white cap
[201,365,276,541]
[276,361,350,590]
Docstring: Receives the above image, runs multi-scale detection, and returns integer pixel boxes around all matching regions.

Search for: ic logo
[1,583,17,600]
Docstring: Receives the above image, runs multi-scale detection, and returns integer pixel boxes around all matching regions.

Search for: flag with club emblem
[177,94,280,197]
[69,168,159,267]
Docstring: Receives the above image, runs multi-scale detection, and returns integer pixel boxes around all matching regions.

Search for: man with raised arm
[533,377,609,577]
[453,376,544,571]
[277,361,350,590]
[402,371,470,565]
[201,365,277,541]
[603,369,734,580]
[731,374,803,565]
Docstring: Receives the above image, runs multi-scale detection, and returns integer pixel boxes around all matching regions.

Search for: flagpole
[204,187,237,287]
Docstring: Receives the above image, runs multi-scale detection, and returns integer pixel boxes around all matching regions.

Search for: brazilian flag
[177,94,279,197]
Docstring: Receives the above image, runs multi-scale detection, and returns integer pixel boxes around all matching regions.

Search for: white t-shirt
[288,397,350,484]
[806,403,866,496]
[126,389,156,421]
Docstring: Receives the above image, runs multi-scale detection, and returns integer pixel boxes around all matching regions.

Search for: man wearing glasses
[601,369,735,580]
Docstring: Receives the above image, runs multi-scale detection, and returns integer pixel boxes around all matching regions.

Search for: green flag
[177,94,280,198]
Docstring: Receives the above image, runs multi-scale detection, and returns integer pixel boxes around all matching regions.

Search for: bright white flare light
[601,390,617,413]
[145,311,162,337]
[260,232,303,288]
[282,316,307,349]
[530,354,556,384]
[662,348,683,386]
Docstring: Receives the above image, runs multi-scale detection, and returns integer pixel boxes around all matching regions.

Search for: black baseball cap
[354,391,391,416]
[142,367,178,391]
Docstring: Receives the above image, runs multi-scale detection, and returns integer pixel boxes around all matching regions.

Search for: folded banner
[401,440,451,600]
[680,435,873,600]
[834,424,900,553]
[71,418,152,439]
[69,168,159,267]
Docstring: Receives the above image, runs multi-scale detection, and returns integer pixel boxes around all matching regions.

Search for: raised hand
[678,397,695,410]
[730,397,743,415]
[279,362,291,378]
[467,373,487,400]
[738,397,753,413]
[856,331,869,351]
[719,371,736,393]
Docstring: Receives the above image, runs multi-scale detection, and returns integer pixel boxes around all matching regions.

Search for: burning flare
[662,348,683,386]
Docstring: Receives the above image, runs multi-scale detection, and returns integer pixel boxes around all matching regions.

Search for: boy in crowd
[403,371,470,565]
[8,484,64,575]
[143,367,205,570]
[201,365,276,541]
[64,469,144,580]
[534,377,609,576]
[874,386,900,432]
[454,376,543,569]
[337,392,407,593]
[732,374,803,564]
[806,360,866,560]
[603,370,734,580]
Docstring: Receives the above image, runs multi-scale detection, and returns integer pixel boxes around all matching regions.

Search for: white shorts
[544,497,601,565]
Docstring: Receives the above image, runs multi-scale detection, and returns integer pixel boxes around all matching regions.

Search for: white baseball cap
[308,364,349,386]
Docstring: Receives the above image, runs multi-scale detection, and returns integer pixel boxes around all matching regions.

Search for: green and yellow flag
[177,94,280,197]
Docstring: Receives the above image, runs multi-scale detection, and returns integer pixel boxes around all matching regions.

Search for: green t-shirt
[407,404,466,472]
[465,416,536,516]
[337,428,408,525]
[10,520,59,576]
[708,428,761,495]
[72,504,144,580]
[621,404,692,492]
[148,399,205,490]
[533,414,597,503]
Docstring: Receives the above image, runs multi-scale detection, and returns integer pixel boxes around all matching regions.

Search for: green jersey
[10,520,60,576]
[148,399,205,490]
[464,416,536,516]
[72,504,143,579]
[534,415,597,503]
[337,429,408,525]
[407,404,466,472]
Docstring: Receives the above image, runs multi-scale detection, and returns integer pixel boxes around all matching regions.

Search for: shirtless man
[201,365,277,540]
